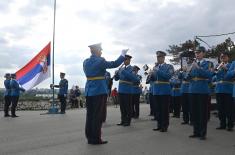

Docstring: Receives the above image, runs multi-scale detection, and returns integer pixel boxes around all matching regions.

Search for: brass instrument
[215,62,225,71]
[143,63,158,76]
[185,58,197,72]
[112,63,125,79]
[214,62,225,73]
[143,64,149,76]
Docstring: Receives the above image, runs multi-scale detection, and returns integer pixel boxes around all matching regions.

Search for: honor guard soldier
[131,65,142,119]
[188,46,214,140]
[10,73,25,117]
[3,73,11,117]
[170,73,181,118]
[51,72,68,114]
[114,55,140,126]
[150,51,174,132]
[83,43,127,145]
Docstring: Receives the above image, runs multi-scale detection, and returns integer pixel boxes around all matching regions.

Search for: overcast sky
[0,0,235,89]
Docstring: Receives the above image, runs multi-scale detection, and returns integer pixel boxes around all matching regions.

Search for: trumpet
[143,63,159,76]
[215,62,225,71]
[185,58,197,72]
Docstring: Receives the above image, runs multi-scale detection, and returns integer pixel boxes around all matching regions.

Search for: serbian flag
[16,42,51,90]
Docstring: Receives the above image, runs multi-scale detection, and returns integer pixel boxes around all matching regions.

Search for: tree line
[167,37,235,64]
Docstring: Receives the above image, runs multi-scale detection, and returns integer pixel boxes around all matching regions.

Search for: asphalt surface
[0,104,235,155]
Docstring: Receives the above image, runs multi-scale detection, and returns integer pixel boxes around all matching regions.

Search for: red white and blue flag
[16,42,51,90]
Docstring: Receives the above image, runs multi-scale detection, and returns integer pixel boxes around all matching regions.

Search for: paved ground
[0,104,235,155]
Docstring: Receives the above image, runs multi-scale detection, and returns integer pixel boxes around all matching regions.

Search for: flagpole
[52,0,56,105]
[49,0,58,114]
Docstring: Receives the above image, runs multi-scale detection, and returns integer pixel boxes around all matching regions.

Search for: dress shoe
[216,126,226,130]
[227,128,233,132]
[88,140,108,145]
[152,128,161,131]
[4,114,11,117]
[160,128,167,132]
[199,136,206,140]
[181,122,188,125]
[123,123,130,127]
[189,134,200,138]
[60,112,66,114]
[11,115,19,118]
[116,123,123,126]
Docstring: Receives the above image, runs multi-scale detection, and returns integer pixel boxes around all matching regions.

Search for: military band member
[146,67,156,120]
[3,73,11,117]
[102,71,112,123]
[170,73,181,118]
[51,72,68,114]
[10,73,25,117]
[151,51,174,132]
[115,55,140,126]
[188,46,213,140]
[178,66,191,125]
[83,43,127,145]
[220,52,235,131]
[131,65,142,119]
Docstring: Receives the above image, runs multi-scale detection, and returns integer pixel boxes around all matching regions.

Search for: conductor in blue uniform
[83,43,127,145]
[3,73,11,117]
[188,46,213,140]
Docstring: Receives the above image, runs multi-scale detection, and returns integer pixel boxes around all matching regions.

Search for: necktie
[197,61,200,66]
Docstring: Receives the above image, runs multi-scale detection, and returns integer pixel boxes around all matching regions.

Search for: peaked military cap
[133,65,140,71]
[11,73,16,78]
[4,73,10,78]
[156,51,166,57]
[220,51,230,57]
[60,72,65,75]
[195,46,206,53]
[125,54,132,59]
[88,43,102,50]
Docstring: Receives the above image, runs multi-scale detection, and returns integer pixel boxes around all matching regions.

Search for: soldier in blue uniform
[51,72,68,114]
[150,51,174,132]
[178,65,191,125]
[114,55,140,126]
[102,71,112,123]
[146,67,156,120]
[170,72,181,118]
[219,52,235,131]
[83,43,127,145]
[3,73,11,117]
[10,73,25,117]
[131,65,142,119]
[188,46,214,140]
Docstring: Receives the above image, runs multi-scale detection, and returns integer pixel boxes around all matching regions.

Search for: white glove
[191,62,199,69]
[121,49,129,57]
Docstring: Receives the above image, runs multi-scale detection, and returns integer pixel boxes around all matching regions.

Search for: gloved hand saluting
[121,49,129,57]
